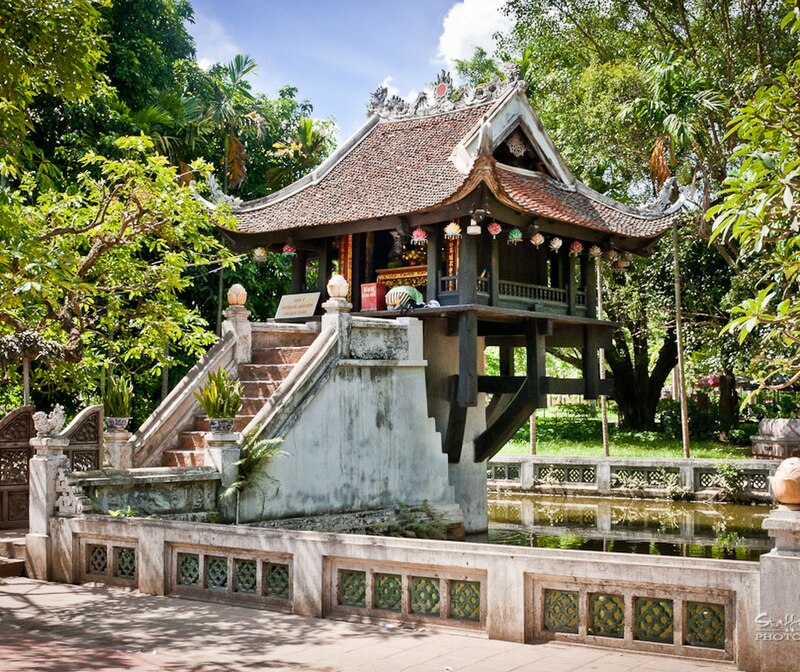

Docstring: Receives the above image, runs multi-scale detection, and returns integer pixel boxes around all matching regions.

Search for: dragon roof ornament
[366,62,526,120]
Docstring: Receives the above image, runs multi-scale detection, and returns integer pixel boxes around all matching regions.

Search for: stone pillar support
[205,432,241,522]
[26,436,69,580]
[222,283,252,364]
[103,430,133,469]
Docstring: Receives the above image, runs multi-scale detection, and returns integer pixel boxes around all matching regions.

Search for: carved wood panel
[0,406,35,529]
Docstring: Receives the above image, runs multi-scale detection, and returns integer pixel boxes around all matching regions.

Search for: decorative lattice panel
[685,602,725,649]
[635,597,674,643]
[70,451,98,472]
[374,573,402,612]
[234,559,257,594]
[0,449,28,485]
[582,467,596,482]
[338,570,367,608]
[588,593,625,638]
[87,545,108,575]
[264,563,290,599]
[205,556,228,591]
[567,468,583,483]
[178,553,200,586]
[449,580,481,622]
[507,465,520,480]
[114,548,136,580]
[7,492,28,521]
[410,576,440,615]
[539,466,565,482]
[699,472,715,488]
[544,589,579,634]
[750,473,768,491]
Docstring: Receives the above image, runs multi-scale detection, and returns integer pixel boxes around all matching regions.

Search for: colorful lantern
[252,246,267,262]
[487,222,502,239]
[530,232,545,248]
[507,228,522,245]
[549,236,563,252]
[282,243,296,257]
[569,240,583,256]
[411,227,428,246]
[444,221,462,239]
[604,249,619,262]
[588,245,602,258]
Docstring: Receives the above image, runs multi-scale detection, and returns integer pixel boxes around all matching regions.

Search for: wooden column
[499,344,514,376]
[585,256,597,318]
[427,227,441,303]
[316,242,331,297]
[458,218,477,305]
[567,255,578,315]
[527,320,548,408]
[489,237,500,306]
[457,310,478,407]
[350,232,364,311]
[291,250,307,294]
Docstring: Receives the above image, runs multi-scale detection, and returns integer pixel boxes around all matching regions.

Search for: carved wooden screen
[63,406,103,472]
[0,406,35,529]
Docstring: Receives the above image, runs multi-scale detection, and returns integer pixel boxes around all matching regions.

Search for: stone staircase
[162,328,317,467]
[0,531,26,578]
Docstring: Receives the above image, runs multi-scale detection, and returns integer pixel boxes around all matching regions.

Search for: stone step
[240,381,281,398]
[0,557,25,578]
[252,330,317,348]
[0,536,26,560]
[251,347,308,365]
[162,450,205,468]
[241,397,276,414]
[194,415,254,432]
[180,431,207,449]
[238,363,294,381]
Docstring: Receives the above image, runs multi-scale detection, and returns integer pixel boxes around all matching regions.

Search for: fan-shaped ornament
[411,227,428,246]
[252,247,268,262]
[569,240,583,257]
[530,232,545,248]
[487,222,502,239]
[549,236,563,252]
[507,228,522,245]
[282,244,296,257]
[588,245,602,258]
[444,221,462,239]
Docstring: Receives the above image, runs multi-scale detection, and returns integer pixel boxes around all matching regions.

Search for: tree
[454,47,503,87]
[268,116,336,190]
[0,0,106,176]
[709,42,800,389]
[0,136,237,414]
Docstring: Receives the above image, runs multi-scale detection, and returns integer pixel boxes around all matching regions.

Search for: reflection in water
[487,494,773,561]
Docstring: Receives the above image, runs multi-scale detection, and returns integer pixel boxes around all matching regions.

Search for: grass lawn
[500,435,749,460]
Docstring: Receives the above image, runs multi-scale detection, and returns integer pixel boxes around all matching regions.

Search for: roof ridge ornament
[366,62,525,121]
[207,174,243,211]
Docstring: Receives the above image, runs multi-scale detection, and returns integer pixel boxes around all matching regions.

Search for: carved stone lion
[33,404,65,438]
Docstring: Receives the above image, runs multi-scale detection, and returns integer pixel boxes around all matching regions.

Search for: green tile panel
[544,589,579,634]
[338,570,367,608]
[374,573,402,612]
[449,580,481,621]
[410,576,440,615]
[635,597,674,643]
[685,601,725,649]
[588,593,625,638]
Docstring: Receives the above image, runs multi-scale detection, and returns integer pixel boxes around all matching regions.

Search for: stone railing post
[205,432,241,522]
[103,428,133,469]
[758,458,800,671]
[26,429,69,580]
[221,283,252,364]
[321,273,352,357]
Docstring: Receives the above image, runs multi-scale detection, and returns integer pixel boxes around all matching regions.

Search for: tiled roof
[493,165,678,238]
[234,104,491,233]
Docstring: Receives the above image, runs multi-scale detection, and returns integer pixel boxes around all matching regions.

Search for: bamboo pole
[672,221,691,458]
[596,259,610,456]
[22,357,30,406]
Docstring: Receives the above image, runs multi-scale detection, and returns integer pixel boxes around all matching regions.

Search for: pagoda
[207,66,680,520]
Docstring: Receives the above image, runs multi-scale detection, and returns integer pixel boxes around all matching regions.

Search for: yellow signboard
[274,292,321,319]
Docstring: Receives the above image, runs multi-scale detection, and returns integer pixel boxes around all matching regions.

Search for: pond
[484,494,774,561]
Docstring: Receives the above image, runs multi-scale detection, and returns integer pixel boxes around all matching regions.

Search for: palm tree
[268,116,334,189]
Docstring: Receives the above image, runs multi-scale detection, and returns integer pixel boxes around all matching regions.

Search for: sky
[187,0,512,140]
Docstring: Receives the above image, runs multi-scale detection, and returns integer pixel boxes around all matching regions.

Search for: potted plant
[194,369,242,432]
[104,373,133,431]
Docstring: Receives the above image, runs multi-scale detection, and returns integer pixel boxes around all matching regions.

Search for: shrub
[194,369,242,418]
[104,373,132,417]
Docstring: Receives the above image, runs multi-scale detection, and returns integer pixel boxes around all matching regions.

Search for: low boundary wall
[488,455,778,500]
[48,514,763,670]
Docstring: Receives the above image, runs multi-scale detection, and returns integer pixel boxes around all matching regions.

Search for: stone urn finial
[326,273,349,299]
[770,457,800,510]
[227,283,247,307]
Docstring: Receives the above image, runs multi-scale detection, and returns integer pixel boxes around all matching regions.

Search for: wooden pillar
[351,232,364,311]
[457,310,478,407]
[526,320,547,408]
[427,227,441,303]
[499,344,514,377]
[316,242,331,297]
[489,237,500,306]
[567,255,578,315]
[458,218,477,305]
[582,326,600,400]
[291,250,307,294]
[365,231,375,283]
[585,256,597,318]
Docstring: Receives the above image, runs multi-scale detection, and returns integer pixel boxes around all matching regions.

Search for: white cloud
[381,76,400,98]
[189,13,241,70]
[436,0,511,68]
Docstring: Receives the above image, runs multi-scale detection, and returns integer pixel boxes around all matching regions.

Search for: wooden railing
[498,280,567,304]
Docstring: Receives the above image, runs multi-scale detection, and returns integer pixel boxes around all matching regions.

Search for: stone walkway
[0,578,737,672]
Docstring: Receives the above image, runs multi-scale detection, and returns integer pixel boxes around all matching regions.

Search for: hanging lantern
[619,251,632,268]
[444,221,462,239]
[466,218,482,236]
[487,222,502,239]
[549,236,563,252]
[530,231,545,248]
[252,246,268,262]
[282,243,296,257]
[507,227,522,245]
[588,245,602,258]
[569,240,583,257]
[411,227,428,246]
[604,249,619,262]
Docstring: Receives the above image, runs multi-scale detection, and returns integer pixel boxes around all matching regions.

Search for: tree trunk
[718,371,738,430]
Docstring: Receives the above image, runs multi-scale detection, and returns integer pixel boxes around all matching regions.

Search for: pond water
[485,494,774,561]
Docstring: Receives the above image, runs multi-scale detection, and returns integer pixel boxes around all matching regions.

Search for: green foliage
[109,505,138,517]
[367,501,454,540]
[658,398,719,440]
[710,462,745,502]
[104,373,133,417]
[194,369,241,419]
[454,47,503,87]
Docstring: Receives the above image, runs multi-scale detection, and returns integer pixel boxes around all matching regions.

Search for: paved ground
[0,578,737,672]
